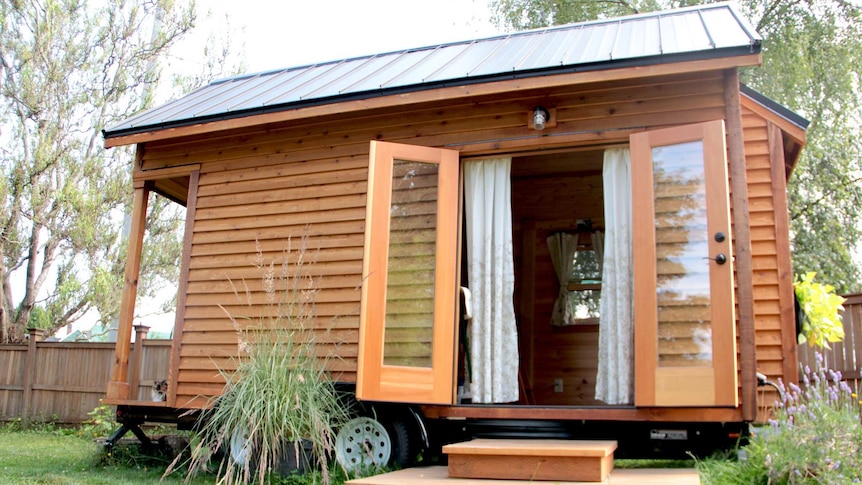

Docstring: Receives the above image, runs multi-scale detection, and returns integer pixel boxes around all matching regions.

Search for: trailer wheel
[335,416,392,470]
[384,416,419,467]
[229,427,251,466]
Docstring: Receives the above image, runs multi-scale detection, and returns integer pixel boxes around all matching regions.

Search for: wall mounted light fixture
[528,106,556,130]
[532,107,549,130]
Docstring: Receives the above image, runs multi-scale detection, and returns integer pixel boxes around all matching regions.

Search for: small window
[567,238,602,322]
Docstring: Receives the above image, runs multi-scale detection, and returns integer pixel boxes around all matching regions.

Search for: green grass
[0,428,213,485]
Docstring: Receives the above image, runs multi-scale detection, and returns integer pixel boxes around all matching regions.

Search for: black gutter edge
[104,45,761,141]
[739,83,810,131]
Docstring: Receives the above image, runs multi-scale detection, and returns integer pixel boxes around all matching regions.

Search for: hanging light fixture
[532,106,550,131]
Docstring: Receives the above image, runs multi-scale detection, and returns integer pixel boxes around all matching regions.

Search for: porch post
[127,325,150,401]
[106,181,150,401]
[724,69,757,421]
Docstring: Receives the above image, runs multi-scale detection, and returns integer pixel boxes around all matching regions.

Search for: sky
[172,0,501,79]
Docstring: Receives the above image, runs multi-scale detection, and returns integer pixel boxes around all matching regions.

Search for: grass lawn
[0,428,214,485]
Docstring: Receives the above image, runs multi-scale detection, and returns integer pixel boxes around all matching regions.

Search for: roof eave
[105,48,762,148]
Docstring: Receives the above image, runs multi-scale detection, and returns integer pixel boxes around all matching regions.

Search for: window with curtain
[567,228,604,324]
[549,227,604,326]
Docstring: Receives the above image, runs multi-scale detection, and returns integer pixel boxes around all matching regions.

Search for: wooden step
[442,438,617,482]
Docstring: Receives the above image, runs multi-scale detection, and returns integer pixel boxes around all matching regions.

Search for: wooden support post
[724,70,757,421]
[106,182,150,401]
[127,325,150,401]
[21,328,46,427]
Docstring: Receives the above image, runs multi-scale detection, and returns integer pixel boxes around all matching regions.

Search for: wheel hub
[335,417,392,470]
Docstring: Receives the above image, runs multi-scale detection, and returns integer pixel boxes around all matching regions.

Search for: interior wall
[511,150,607,405]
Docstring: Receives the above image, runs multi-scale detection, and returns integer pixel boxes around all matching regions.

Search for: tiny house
[103,4,807,461]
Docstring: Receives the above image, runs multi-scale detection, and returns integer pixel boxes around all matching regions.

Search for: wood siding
[130,69,796,412]
[741,105,798,412]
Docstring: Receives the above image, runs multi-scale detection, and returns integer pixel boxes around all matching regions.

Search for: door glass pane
[652,141,712,367]
[383,160,438,367]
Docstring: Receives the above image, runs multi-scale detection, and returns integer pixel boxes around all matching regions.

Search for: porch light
[532,106,550,130]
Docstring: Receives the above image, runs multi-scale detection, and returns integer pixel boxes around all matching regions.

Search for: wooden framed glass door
[356,141,460,404]
[631,120,738,407]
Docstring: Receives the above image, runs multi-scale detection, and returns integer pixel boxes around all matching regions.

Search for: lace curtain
[547,232,579,326]
[595,148,634,405]
[464,157,519,403]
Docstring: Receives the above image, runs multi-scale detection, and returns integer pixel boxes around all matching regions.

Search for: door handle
[709,253,727,265]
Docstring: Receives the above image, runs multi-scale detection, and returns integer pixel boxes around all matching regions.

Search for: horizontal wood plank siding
[741,106,796,413]
[173,156,367,406]
[135,69,791,410]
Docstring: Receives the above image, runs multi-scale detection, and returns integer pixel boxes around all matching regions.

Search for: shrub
[699,353,862,484]
[79,403,116,439]
[173,236,351,485]
[795,272,845,348]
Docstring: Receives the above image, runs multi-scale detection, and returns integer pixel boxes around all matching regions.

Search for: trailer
[102,3,807,466]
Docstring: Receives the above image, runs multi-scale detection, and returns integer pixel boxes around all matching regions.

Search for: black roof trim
[740,83,810,130]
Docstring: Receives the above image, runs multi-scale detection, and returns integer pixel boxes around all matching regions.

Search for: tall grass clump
[173,236,351,485]
[699,352,862,484]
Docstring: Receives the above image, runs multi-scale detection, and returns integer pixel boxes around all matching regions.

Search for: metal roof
[104,2,761,139]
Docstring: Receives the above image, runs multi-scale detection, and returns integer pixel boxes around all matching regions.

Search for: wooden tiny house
[103,4,807,460]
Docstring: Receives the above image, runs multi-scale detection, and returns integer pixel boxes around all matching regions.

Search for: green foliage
[490,0,862,293]
[491,0,711,31]
[698,354,862,484]
[0,0,193,342]
[79,404,117,439]
[738,0,862,294]
[176,237,351,485]
[795,272,846,348]
[0,1,241,343]
[26,305,52,330]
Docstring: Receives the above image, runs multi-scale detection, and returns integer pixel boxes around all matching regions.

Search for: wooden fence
[798,293,862,393]
[0,327,171,424]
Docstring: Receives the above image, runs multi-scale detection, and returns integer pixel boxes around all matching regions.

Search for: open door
[631,120,738,407]
[356,141,460,404]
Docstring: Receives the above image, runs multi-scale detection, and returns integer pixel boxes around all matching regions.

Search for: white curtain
[591,231,604,274]
[464,157,519,404]
[547,232,579,326]
[595,148,634,405]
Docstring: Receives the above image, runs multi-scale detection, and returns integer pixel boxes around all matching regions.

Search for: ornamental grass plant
[699,352,862,484]
[171,236,351,485]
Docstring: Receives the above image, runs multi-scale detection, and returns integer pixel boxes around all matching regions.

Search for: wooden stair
[442,438,617,482]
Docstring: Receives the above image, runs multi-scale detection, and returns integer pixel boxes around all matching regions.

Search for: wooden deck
[347,466,701,484]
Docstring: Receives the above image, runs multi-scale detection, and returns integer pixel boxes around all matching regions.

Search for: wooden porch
[348,439,701,485]
[347,466,701,485]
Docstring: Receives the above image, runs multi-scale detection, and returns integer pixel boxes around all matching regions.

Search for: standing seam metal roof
[104,2,761,139]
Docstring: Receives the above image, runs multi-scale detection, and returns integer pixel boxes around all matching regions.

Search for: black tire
[383,415,420,467]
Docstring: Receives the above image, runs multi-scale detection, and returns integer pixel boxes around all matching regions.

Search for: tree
[0,0,227,343]
[491,0,862,293]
